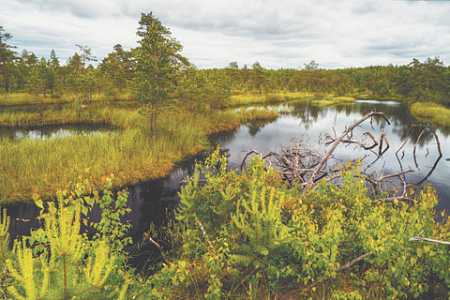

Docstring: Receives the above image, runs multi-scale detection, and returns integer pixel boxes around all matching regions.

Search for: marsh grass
[329,96,356,103]
[311,96,356,107]
[229,91,313,106]
[0,106,140,128]
[236,107,278,121]
[0,124,207,204]
[0,103,275,203]
[410,102,450,127]
[0,91,132,106]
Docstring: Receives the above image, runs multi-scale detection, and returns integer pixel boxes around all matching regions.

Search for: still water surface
[6,100,450,245]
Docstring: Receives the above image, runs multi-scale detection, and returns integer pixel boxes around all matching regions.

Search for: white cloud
[2,0,450,68]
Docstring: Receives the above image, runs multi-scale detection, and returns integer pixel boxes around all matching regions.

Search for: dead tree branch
[335,251,373,272]
[304,112,390,193]
[362,132,378,150]
[410,231,450,245]
[311,251,373,287]
[412,124,443,171]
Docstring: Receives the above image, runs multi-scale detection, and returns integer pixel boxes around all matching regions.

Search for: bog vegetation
[1,10,450,299]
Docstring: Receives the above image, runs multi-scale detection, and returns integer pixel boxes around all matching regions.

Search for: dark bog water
[5,100,450,250]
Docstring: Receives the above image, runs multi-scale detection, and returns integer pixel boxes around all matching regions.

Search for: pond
[5,100,450,253]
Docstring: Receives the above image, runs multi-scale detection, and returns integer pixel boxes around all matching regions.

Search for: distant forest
[1,26,450,107]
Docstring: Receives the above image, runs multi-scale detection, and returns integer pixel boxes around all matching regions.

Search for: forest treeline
[1,25,450,108]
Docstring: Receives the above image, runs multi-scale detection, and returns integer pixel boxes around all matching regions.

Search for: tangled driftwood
[241,111,443,204]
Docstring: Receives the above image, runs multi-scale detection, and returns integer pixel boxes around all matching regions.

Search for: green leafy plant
[147,148,450,299]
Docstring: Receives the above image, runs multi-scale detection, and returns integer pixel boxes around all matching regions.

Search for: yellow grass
[0,104,278,204]
[329,96,356,103]
[311,96,355,107]
[410,102,450,127]
[0,91,132,106]
[229,91,314,106]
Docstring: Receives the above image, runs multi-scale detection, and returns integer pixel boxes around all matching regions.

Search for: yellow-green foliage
[0,105,139,127]
[311,96,355,107]
[0,91,132,106]
[229,91,313,106]
[410,102,450,127]
[329,96,356,103]
[85,241,116,287]
[2,180,133,299]
[6,240,46,300]
[46,199,83,259]
[0,209,9,256]
[147,149,450,299]
[0,208,11,297]
[237,107,278,122]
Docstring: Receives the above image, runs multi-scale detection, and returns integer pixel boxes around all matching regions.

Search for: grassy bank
[410,102,450,127]
[0,104,278,204]
[0,105,139,128]
[0,116,206,203]
[0,91,132,106]
[311,96,356,107]
[228,91,314,106]
[228,91,357,108]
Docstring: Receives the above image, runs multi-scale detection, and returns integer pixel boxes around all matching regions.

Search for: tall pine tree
[133,12,189,134]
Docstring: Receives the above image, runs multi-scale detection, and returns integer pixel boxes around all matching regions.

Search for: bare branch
[362,132,378,150]
[396,137,410,156]
[304,112,390,193]
[240,150,263,171]
[312,251,373,287]
[412,124,443,171]
[148,236,163,250]
[335,251,373,272]
[409,237,450,245]
[410,231,450,245]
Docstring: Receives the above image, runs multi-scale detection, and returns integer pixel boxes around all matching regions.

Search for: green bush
[147,148,450,299]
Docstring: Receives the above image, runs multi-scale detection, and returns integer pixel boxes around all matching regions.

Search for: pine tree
[133,12,189,134]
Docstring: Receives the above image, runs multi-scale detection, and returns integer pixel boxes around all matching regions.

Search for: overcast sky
[2,0,450,69]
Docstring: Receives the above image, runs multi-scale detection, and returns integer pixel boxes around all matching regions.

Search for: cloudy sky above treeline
[2,0,450,69]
